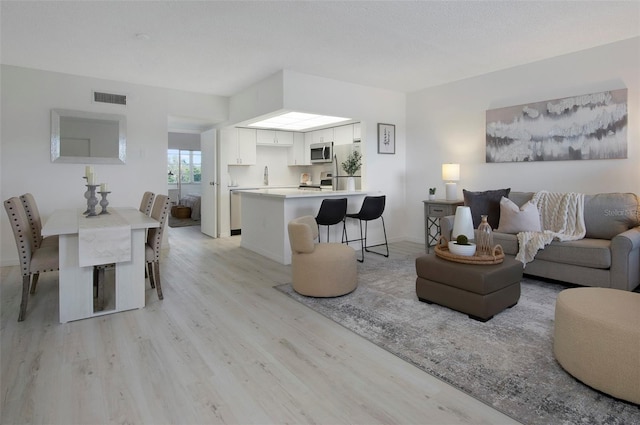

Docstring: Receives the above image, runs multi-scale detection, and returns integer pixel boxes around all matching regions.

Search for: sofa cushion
[497,197,541,234]
[535,238,612,269]
[463,188,510,229]
[494,232,611,269]
[493,232,519,255]
[508,192,534,207]
[583,193,640,240]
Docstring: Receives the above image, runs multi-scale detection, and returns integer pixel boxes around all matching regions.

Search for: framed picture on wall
[377,123,395,154]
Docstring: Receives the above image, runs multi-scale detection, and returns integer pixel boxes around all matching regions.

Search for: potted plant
[428,187,436,200]
[448,234,476,256]
[341,150,362,191]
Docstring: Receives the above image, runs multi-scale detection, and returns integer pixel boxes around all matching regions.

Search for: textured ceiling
[1,1,639,97]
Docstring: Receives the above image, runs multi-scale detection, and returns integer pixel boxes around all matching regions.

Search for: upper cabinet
[256,129,294,146]
[228,128,257,165]
[310,128,334,145]
[288,133,310,166]
[353,123,361,141]
[334,124,355,146]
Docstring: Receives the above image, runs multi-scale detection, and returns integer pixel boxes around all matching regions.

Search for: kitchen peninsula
[239,188,371,264]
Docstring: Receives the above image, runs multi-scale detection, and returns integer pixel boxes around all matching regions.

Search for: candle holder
[99,191,111,215]
[85,184,100,217]
[83,176,91,214]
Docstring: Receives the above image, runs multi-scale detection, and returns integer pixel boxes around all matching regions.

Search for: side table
[423,199,464,252]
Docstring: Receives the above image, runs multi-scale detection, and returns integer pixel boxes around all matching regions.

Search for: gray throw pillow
[463,188,511,229]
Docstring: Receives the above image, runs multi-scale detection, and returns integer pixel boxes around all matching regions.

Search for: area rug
[275,256,640,425]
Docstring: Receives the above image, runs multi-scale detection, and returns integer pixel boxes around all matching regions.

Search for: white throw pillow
[497,197,542,234]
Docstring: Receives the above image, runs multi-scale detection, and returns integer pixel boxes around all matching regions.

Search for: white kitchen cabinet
[256,129,294,146]
[310,128,334,145]
[334,124,354,146]
[288,132,310,166]
[354,122,361,141]
[228,128,257,165]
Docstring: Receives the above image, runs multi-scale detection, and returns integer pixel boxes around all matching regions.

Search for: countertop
[238,188,369,199]
[229,185,298,191]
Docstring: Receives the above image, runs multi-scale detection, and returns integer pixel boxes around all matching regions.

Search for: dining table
[41,207,159,323]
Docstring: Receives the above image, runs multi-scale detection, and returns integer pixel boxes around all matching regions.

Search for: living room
[1,2,639,424]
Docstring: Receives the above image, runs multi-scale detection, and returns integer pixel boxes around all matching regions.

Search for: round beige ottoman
[554,287,640,404]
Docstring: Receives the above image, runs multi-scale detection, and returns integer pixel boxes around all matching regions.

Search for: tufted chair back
[139,191,155,216]
[5,197,35,275]
[4,196,59,321]
[145,194,170,300]
[146,194,170,261]
[19,193,44,249]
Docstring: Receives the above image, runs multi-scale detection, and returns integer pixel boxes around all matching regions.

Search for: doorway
[167,130,217,237]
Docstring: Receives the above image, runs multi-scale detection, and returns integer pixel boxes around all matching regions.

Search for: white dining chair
[4,197,59,321]
[146,194,170,299]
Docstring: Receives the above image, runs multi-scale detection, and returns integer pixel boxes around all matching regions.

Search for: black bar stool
[315,198,348,243]
[345,195,389,262]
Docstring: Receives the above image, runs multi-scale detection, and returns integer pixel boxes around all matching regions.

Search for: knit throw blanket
[516,191,586,265]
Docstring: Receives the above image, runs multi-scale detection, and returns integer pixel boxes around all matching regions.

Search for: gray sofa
[441,192,640,291]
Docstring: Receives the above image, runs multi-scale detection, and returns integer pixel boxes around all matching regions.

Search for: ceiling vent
[93,91,127,106]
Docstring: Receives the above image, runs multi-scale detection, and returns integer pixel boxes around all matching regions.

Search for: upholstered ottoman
[415,254,522,321]
[554,288,640,404]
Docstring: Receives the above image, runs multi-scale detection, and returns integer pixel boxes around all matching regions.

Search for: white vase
[346,177,356,192]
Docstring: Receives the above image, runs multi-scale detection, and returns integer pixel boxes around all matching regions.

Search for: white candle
[85,165,92,178]
[100,183,108,192]
[87,172,95,185]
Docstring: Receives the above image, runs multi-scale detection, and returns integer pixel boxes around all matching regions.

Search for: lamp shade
[442,163,460,181]
[452,206,475,241]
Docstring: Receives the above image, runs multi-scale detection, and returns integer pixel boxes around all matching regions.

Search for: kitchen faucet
[264,166,269,186]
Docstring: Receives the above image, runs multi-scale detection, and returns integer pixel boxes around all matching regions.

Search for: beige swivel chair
[288,215,357,297]
[4,197,59,321]
[146,194,170,299]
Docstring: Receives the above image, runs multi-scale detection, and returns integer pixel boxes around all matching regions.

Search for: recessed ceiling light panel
[248,112,350,131]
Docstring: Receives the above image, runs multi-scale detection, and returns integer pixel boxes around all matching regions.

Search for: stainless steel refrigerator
[332,142,362,191]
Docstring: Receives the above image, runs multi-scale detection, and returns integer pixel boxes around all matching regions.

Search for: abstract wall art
[486,89,627,163]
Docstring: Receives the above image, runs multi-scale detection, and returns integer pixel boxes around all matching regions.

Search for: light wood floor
[1,226,518,424]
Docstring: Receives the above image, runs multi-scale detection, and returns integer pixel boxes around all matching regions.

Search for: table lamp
[452,206,475,242]
[442,163,460,201]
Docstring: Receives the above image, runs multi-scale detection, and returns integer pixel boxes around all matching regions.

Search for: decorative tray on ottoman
[434,237,505,265]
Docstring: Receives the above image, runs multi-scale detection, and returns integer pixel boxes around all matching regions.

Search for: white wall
[1,65,227,265]
[168,132,201,150]
[218,70,407,242]
[405,37,640,245]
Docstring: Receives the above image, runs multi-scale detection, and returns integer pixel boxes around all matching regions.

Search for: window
[168,149,201,184]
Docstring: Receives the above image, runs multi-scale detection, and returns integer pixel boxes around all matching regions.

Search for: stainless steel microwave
[310,142,333,163]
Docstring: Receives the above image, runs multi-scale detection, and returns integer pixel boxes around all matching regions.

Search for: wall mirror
[51,109,126,164]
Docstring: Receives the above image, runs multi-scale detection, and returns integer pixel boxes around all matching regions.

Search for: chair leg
[357,219,365,263]
[148,263,155,288]
[363,217,390,258]
[341,219,348,244]
[18,275,30,321]
[153,261,164,300]
[30,273,40,294]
